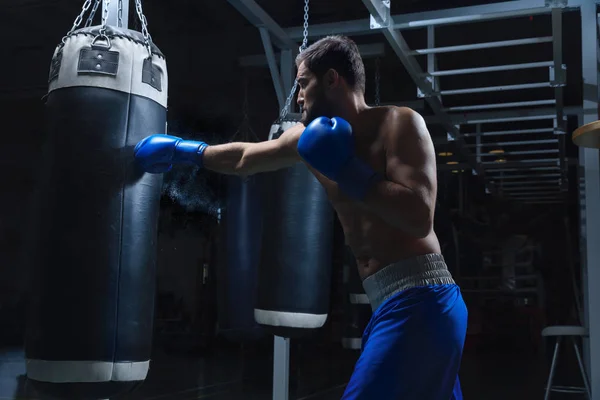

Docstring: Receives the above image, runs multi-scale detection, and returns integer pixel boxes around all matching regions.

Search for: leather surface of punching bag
[217,175,265,342]
[255,117,335,338]
[26,25,168,399]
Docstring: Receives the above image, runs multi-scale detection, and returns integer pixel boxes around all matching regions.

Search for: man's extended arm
[134,123,304,176]
[361,108,437,238]
[203,124,304,176]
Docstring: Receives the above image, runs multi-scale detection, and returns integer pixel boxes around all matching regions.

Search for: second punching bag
[255,118,335,338]
[217,175,265,342]
[26,22,167,400]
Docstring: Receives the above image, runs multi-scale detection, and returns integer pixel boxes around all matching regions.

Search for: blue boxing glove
[297,117,382,200]
[134,134,208,174]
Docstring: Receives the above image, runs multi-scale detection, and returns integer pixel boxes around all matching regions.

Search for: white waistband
[362,254,455,311]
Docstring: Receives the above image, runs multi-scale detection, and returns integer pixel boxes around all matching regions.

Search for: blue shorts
[342,255,468,400]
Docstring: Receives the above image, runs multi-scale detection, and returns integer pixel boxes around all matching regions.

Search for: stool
[542,325,591,399]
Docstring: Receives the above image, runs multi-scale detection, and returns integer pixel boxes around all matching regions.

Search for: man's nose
[297,96,304,107]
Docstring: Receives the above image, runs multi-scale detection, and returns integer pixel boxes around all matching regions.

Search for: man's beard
[300,90,334,125]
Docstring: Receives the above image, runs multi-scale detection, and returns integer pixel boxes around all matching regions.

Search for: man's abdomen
[337,209,442,280]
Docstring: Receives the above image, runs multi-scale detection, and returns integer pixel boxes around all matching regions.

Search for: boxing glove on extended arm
[134,134,208,174]
[297,117,382,200]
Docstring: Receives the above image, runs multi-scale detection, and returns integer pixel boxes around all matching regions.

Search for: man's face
[296,62,334,125]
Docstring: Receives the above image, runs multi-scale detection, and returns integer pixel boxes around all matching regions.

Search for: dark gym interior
[1,0,599,399]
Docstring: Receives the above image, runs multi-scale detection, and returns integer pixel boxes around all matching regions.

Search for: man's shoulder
[374,106,428,139]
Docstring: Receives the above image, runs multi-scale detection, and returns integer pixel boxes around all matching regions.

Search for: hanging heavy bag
[217,174,266,342]
[217,95,266,342]
[25,3,167,399]
[254,116,335,338]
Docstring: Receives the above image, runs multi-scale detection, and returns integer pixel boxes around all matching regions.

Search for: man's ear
[323,68,341,89]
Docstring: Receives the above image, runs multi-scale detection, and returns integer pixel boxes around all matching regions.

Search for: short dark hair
[296,35,366,93]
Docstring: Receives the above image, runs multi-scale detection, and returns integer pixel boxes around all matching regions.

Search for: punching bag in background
[341,247,372,350]
[217,174,265,342]
[255,117,335,338]
[26,18,167,400]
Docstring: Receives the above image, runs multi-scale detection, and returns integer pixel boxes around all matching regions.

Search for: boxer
[135,35,467,399]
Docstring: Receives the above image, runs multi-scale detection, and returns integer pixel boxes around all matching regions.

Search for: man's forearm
[360,180,432,238]
[202,143,248,175]
[202,139,299,176]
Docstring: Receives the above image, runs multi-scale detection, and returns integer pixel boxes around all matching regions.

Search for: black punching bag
[26,24,167,400]
[217,175,265,342]
[255,118,335,338]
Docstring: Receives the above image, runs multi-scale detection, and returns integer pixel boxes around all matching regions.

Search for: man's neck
[332,92,369,124]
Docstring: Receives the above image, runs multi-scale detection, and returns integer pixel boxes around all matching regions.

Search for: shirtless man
[134,35,467,400]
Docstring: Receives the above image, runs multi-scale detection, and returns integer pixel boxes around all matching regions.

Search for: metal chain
[374,57,381,106]
[118,0,123,27]
[62,0,94,43]
[99,0,110,36]
[279,0,310,121]
[135,0,153,57]
[84,0,102,27]
[300,0,310,52]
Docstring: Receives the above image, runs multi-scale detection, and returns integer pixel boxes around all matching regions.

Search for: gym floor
[0,343,581,400]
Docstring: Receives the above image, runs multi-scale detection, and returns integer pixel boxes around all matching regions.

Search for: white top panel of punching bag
[49,26,168,108]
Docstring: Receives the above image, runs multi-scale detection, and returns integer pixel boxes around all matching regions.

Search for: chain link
[300,0,310,52]
[279,0,310,121]
[99,0,110,37]
[374,57,381,106]
[62,0,94,43]
[135,0,153,58]
[85,0,101,27]
[118,0,123,27]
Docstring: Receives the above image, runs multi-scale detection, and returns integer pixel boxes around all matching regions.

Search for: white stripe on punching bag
[254,309,328,329]
[26,360,149,383]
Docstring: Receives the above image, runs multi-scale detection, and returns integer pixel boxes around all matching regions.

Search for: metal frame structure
[226,0,600,398]
[232,0,594,205]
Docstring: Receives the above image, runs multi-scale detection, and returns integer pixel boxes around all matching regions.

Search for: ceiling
[0,0,586,207]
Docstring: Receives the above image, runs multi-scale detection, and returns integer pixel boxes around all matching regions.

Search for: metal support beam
[427,26,440,102]
[551,7,568,185]
[273,336,290,400]
[445,99,556,112]
[466,139,558,148]
[479,149,558,156]
[484,161,560,169]
[476,124,482,164]
[483,157,559,164]
[239,43,386,67]
[430,61,554,77]
[103,0,129,27]
[228,0,297,49]
[425,105,584,125]
[438,82,551,96]
[502,186,562,192]
[362,0,482,177]
[495,179,561,186]
[410,36,553,55]
[580,3,600,394]
[280,49,295,112]
[285,1,564,39]
[461,128,556,137]
[259,27,285,110]
[485,173,561,179]
[281,50,294,96]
